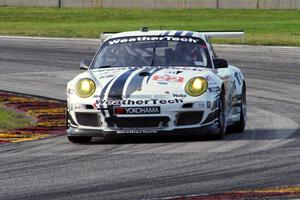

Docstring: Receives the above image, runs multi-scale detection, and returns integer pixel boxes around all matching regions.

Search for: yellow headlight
[185,77,208,97]
[75,78,96,98]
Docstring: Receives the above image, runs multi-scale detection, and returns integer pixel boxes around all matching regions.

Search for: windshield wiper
[97,65,112,68]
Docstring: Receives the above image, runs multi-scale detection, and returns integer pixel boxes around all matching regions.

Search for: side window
[206,36,217,58]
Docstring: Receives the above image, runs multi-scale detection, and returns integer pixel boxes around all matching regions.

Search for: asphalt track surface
[0,36,299,200]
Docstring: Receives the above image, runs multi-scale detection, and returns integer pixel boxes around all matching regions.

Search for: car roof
[110,30,206,40]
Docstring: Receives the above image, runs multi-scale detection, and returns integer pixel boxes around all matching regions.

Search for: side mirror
[80,59,92,70]
[213,58,228,69]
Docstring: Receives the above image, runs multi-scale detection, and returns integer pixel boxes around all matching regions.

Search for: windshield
[91,36,212,69]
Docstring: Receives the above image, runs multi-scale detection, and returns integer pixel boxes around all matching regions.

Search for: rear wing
[100,30,245,43]
[202,30,245,43]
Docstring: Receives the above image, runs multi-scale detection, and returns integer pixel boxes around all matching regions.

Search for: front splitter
[67,123,219,137]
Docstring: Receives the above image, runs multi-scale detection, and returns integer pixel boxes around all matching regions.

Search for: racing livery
[66,30,247,143]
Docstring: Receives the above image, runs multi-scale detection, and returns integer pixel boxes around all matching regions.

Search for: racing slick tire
[227,83,247,133]
[68,136,92,143]
[212,89,227,140]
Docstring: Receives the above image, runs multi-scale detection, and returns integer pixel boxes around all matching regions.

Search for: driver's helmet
[175,42,200,63]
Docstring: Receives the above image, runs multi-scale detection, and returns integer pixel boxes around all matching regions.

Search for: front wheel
[228,84,247,133]
[213,91,227,140]
[68,136,92,144]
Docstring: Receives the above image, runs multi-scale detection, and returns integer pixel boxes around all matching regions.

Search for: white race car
[66,29,247,143]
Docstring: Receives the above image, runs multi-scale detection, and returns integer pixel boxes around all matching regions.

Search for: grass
[0,7,299,46]
[0,107,32,130]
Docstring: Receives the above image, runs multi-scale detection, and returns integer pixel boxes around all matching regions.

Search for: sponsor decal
[146,68,163,84]
[173,67,204,72]
[205,75,214,82]
[205,75,218,85]
[108,36,199,45]
[208,87,220,92]
[153,75,184,83]
[173,94,187,98]
[94,68,126,72]
[116,130,158,134]
[157,82,168,85]
[98,74,114,79]
[114,106,160,115]
[95,98,184,106]
[164,70,178,75]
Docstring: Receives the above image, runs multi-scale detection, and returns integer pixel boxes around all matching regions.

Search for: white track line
[0,35,299,49]
[0,35,100,42]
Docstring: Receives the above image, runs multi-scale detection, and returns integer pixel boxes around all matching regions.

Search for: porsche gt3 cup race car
[66,29,247,143]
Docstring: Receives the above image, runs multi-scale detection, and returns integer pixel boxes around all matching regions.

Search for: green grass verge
[0,7,299,46]
[0,107,32,130]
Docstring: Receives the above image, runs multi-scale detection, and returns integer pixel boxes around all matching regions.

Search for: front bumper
[67,97,220,137]
[67,123,219,137]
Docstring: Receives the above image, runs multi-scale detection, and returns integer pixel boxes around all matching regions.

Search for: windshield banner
[108,36,200,45]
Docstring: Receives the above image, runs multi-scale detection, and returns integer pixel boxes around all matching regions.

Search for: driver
[175,42,202,66]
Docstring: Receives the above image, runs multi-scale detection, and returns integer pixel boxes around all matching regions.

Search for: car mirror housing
[213,58,228,69]
[80,59,92,70]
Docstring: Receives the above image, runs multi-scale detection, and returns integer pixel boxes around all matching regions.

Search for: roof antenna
[141,27,149,32]
[160,25,163,30]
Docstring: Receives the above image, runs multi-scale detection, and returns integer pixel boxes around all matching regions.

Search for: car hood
[90,66,212,99]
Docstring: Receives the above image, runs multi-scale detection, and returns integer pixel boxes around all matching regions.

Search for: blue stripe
[125,68,152,98]
[174,31,183,37]
[234,72,241,85]
[107,69,136,100]
[106,69,136,117]
[99,78,115,117]
[162,31,170,36]
[185,31,194,37]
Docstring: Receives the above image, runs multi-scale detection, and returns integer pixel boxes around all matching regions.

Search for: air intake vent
[176,111,203,126]
[75,113,101,127]
[85,105,94,109]
[182,103,193,108]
